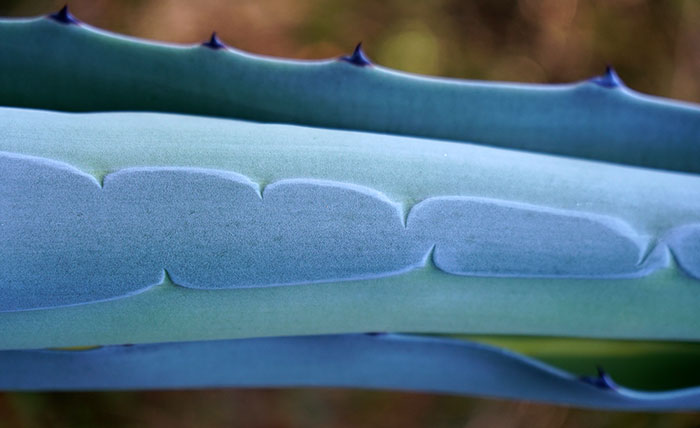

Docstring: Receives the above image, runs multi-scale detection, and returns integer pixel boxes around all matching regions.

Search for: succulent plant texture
[0,6,699,410]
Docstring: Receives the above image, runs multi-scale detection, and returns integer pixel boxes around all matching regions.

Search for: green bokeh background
[1,1,699,426]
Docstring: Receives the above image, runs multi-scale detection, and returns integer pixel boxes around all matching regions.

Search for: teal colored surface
[2,334,699,411]
[1,264,699,351]
[1,107,699,237]
[667,225,700,279]
[0,106,699,347]
[1,151,672,312]
[0,17,698,172]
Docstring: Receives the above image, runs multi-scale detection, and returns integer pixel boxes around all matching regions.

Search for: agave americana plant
[0,6,699,411]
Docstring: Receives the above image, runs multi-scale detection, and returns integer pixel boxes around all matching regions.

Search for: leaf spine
[590,65,625,88]
[49,5,79,25]
[202,31,225,50]
[340,42,372,67]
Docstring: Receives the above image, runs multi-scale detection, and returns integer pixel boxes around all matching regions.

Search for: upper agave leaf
[0,8,698,173]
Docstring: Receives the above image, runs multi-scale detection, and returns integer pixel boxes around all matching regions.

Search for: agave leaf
[1,106,698,349]
[455,335,700,391]
[0,12,699,172]
[2,334,699,411]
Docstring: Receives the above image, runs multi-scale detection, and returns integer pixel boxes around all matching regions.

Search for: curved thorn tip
[580,365,618,390]
[590,65,625,88]
[202,31,225,50]
[340,42,372,67]
[49,5,79,25]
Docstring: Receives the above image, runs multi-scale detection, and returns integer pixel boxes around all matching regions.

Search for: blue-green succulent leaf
[0,16,698,172]
[1,334,698,411]
[0,106,699,348]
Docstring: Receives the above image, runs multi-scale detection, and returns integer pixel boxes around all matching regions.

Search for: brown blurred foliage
[1,389,700,428]
[2,0,699,103]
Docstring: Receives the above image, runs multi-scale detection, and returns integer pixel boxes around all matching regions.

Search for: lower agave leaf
[1,334,698,411]
[455,336,700,391]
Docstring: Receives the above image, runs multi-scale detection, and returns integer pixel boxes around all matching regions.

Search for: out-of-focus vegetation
[2,0,699,103]
[1,1,699,427]
[2,389,700,428]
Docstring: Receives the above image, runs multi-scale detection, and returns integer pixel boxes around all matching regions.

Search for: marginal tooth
[339,42,373,67]
[580,366,618,390]
[202,31,225,50]
[590,65,625,88]
[49,5,79,25]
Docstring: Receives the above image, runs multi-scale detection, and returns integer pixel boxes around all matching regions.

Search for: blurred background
[2,389,700,428]
[1,1,700,427]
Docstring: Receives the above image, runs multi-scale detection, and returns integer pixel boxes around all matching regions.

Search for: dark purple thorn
[202,32,225,50]
[340,42,372,67]
[580,366,618,390]
[590,65,625,88]
[49,5,79,25]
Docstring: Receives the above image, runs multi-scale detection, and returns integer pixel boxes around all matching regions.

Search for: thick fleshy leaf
[1,106,699,348]
[0,16,699,172]
[1,334,699,411]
